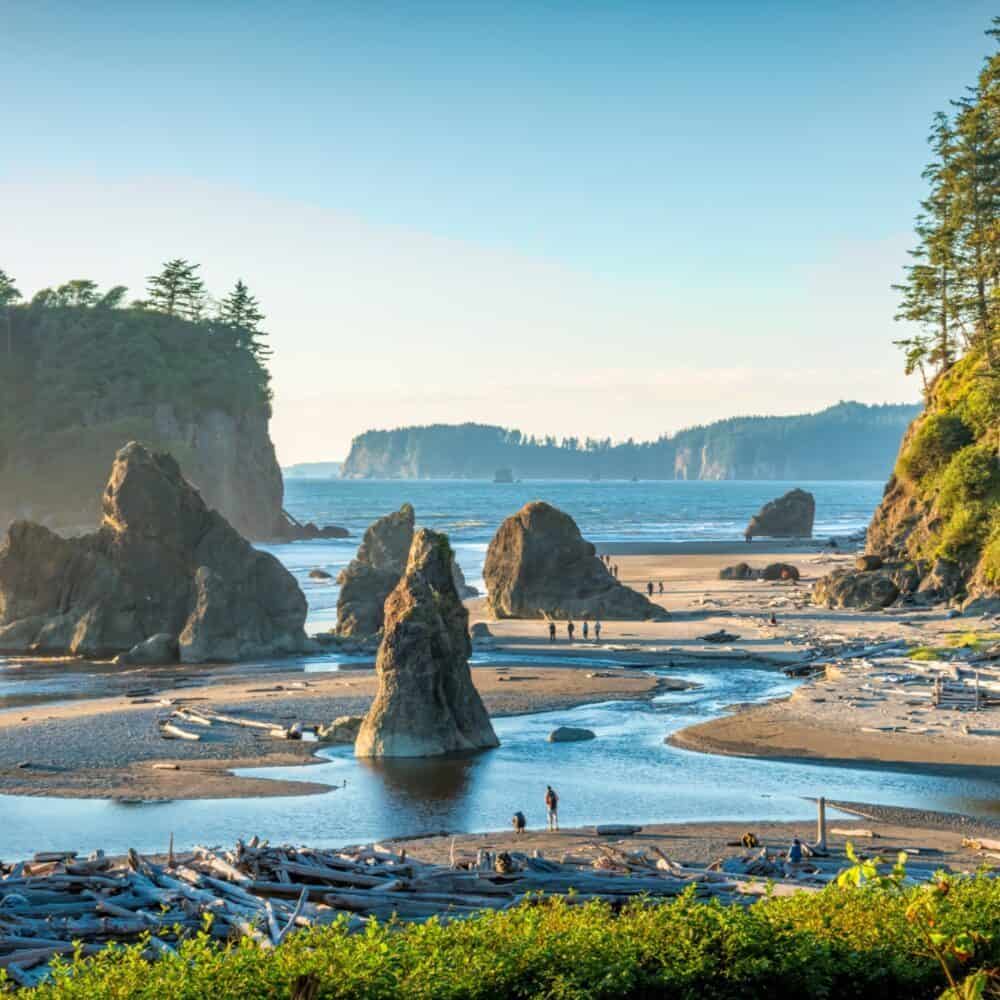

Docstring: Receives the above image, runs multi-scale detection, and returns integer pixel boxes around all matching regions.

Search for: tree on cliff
[895,20,1000,377]
[219,279,271,361]
[0,269,21,306]
[146,259,206,320]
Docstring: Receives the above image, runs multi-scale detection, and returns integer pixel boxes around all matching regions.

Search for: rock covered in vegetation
[483,502,666,620]
[0,442,307,661]
[812,570,900,610]
[746,489,815,539]
[761,562,800,581]
[354,529,499,758]
[864,350,999,604]
[336,504,415,637]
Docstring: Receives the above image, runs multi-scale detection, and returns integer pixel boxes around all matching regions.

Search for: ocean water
[272,479,884,631]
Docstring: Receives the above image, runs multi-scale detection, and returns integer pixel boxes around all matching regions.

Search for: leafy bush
[938,445,1000,516]
[12,877,1000,1000]
[899,414,974,483]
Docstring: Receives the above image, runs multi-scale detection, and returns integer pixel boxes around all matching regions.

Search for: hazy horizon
[5,1,994,463]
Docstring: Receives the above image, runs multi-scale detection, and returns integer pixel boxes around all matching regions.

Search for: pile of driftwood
[158,706,306,743]
[0,834,981,987]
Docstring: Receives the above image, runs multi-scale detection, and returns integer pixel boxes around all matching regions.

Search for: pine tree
[0,269,21,306]
[219,279,271,361]
[146,259,206,319]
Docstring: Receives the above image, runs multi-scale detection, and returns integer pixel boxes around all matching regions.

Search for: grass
[908,631,1000,660]
[8,877,1000,999]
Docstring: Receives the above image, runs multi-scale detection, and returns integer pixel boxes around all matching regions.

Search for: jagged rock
[761,562,800,581]
[483,502,666,620]
[719,563,753,580]
[746,489,815,539]
[0,442,308,662]
[276,519,350,542]
[548,726,596,742]
[354,529,499,758]
[855,555,884,572]
[113,633,179,666]
[917,558,966,602]
[963,595,1000,616]
[336,504,415,637]
[451,558,479,598]
[812,570,900,610]
[470,622,492,639]
[317,715,364,743]
[309,568,333,580]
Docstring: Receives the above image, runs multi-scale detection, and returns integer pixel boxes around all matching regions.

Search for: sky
[2,1,996,463]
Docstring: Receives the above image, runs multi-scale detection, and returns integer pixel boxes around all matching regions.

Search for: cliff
[865,350,999,603]
[0,301,284,540]
[341,403,920,481]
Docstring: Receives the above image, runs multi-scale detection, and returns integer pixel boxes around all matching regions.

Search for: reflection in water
[2,663,1000,857]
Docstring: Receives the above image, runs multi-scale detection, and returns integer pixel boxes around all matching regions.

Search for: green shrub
[14,878,1000,1000]
[938,444,1000,515]
[898,413,974,482]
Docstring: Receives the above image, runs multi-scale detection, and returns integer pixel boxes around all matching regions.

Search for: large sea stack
[0,442,308,661]
[815,351,998,611]
[483,501,666,620]
[336,504,415,637]
[745,489,815,539]
[354,529,498,758]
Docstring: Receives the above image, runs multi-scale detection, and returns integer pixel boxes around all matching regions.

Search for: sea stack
[354,529,499,758]
[483,501,667,620]
[336,504,415,637]
[745,488,815,539]
[0,442,307,662]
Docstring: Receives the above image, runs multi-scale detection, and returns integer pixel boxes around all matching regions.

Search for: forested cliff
[341,402,920,481]
[0,265,285,539]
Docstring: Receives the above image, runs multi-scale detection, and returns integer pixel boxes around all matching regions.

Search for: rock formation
[548,726,596,742]
[719,562,753,580]
[483,502,666,620]
[317,715,364,743]
[336,504,415,637]
[0,442,308,661]
[761,562,800,581]
[354,529,499,758]
[746,489,815,539]
[451,559,479,599]
[812,570,900,610]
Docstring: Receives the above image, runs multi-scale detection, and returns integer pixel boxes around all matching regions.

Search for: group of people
[512,785,560,834]
[600,554,620,579]
[548,620,601,642]
[645,580,664,597]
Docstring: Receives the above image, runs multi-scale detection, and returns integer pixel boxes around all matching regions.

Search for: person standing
[646,581,654,597]
[545,785,559,831]
[548,621,556,642]
[594,619,602,642]
[582,620,589,640]
[658,581,664,594]
[567,620,575,642]
[512,811,526,835]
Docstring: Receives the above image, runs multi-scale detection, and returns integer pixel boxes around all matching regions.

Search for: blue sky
[3,1,996,461]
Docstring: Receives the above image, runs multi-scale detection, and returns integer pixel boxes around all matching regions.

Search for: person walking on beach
[545,785,559,831]
[582,620,589,640]
[658,581,664,594]
[744,529,752,544]
[646,581,654,598]
[548,621,556,642]
[567,620,575,641]
[512,811,526,835]
[594,620,602,641]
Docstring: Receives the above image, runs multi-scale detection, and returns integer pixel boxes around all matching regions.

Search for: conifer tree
[0,269,21,306]
[146,259,206,319]
[219,279,271,360]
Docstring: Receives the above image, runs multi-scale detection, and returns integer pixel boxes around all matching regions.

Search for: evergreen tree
[146,259,206,319]
[219,279,270,360]
[0,269,21,306]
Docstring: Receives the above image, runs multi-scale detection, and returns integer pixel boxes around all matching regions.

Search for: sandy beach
[3,538,997,803]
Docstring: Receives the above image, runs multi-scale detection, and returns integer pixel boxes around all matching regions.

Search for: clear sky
[3,1,995,463]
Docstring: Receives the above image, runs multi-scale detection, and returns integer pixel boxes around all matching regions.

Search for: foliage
[146,258,207,320]
[8,876,1000,999]
[219,279,271,363]
[0,268,22,306]
[894,20,1000,381]
[342,403,921,480]
[898,414,974,482]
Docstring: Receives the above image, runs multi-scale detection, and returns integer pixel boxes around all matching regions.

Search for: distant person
[545,785,559,831]
[512,811,526,835]
[594,620,602,642]
[788,837,803,864]
[744,530,752,544]
[613,564,619,579]
[548,622,556,642]
[658,581,664,594]
[582,620,589,640]
[647,581,654,598]
[769,613,778,626]
[567,621,575,641]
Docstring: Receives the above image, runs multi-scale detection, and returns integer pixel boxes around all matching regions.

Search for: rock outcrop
[451,559,479,599]
[0,442,308,661]
[336,504,415,637]
[860,349,998,605]
[746,489,815,539]
[812,570,900,610]
[719,562,753,580]
[761,562,800,582]
[354,529,499,758]
[483,502,666,620]
[548,726,596,743]
[317,715,364,744]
